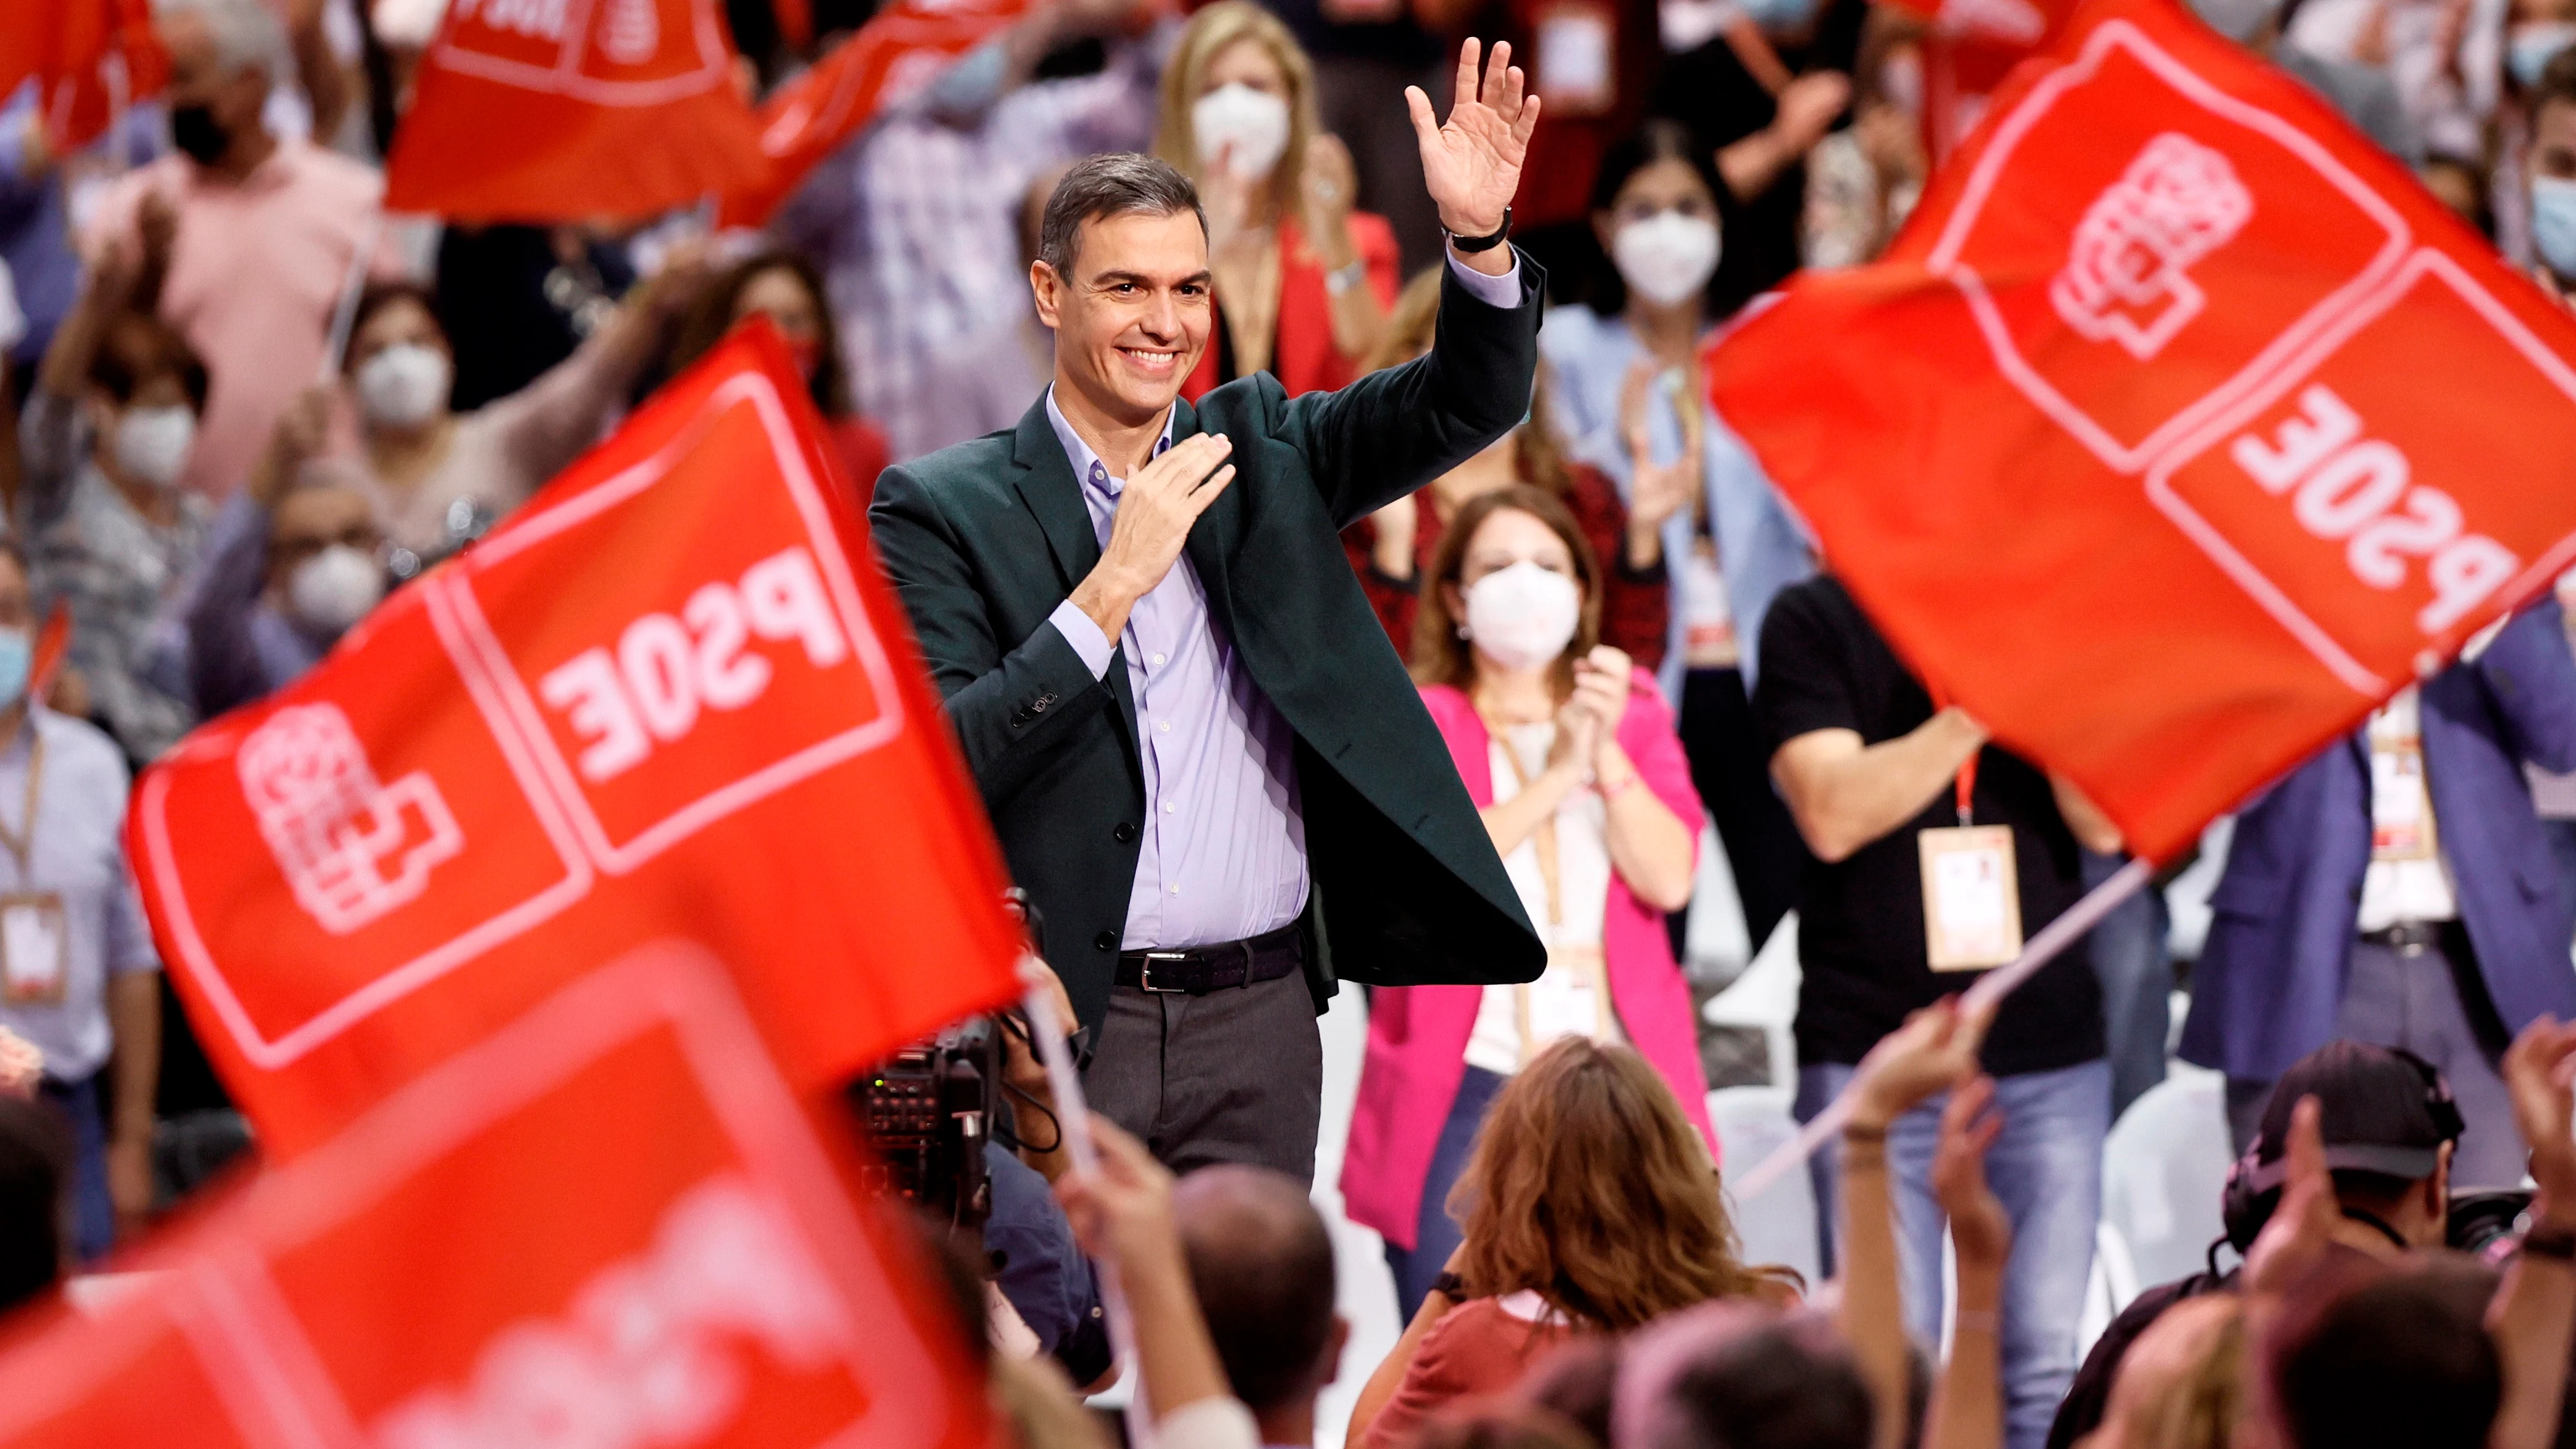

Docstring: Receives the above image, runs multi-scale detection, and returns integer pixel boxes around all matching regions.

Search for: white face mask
[1614,211,1723,307]
[288,544,385,639]
[112,405,197,489]
[354,343,452,429]
[1192,82,1292,180]
[1463,560,1583,672]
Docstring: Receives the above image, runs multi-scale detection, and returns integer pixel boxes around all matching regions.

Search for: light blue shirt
[1039,252,1523,949]
[1538,303,1817,695]
[0,708,159,1082]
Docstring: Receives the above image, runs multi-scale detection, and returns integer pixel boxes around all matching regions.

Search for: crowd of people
[0,0,2574,1446]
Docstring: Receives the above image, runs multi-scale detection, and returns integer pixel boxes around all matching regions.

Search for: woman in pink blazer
[1342,484,1715,1319]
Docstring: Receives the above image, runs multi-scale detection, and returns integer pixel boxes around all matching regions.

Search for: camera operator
[984,964,1117,1390]
[2045,1039,2475,1447]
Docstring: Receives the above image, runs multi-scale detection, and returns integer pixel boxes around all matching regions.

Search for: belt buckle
[1137,951,1194,994]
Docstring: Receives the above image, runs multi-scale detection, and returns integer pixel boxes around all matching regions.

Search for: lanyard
[0,736,46,878]
[1929,686,1974,828]
[1483,713,1563,926]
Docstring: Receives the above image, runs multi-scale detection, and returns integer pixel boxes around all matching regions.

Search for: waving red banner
[0,946,990,1449]
[384,0,768,220]
[1,0,165,155]
[1706,0,2576,863]
[716,0,1033,228]
[131,324,1022,1155]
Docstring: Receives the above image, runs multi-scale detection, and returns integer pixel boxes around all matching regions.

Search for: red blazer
[1182,212,1400,403]
[1345,462,1670,670]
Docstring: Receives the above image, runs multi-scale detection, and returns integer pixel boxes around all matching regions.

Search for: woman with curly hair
[1347,1037,1799,1449]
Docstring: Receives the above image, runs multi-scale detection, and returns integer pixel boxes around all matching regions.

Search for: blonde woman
[1154,1,1398,400]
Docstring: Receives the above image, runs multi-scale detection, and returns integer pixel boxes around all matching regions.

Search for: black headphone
[2218,1046,2464,1255]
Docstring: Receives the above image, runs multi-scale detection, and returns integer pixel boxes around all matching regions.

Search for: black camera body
[855,1015,998,1232]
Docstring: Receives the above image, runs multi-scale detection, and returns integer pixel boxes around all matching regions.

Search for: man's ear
[1030,259,1065,330]
[1316,1314,1351,1391]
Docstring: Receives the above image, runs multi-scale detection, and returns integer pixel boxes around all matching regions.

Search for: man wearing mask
[871,44,1549,1180]
[79,0,402,500]
[2528,57,2576,296]
[0,543,164,1262]
[17,233,213,765]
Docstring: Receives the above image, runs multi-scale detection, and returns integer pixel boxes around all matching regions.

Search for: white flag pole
[1726,857,2157,1203]
[1019,964,1154,1449]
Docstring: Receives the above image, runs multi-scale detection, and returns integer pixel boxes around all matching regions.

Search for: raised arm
[2486,1017,2576,1449]
[1771,709,1985,864]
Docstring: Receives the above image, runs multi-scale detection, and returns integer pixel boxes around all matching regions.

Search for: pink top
[82,140,403,498]
[1339,668,1717,1250]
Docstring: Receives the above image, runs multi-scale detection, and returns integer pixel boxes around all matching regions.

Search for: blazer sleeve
[2473,597,2576,775]
[1275,251,1544,529]
[869,463,1117,804]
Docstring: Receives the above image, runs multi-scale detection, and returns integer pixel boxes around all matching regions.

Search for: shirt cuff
[1046,598,1116,681]
[1445,248,1523,309]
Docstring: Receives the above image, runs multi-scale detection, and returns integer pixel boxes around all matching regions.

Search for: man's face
[267,487,382,595]
[2533,98,2576,184]
[1030,211,1213,426]
[159,13,269,141]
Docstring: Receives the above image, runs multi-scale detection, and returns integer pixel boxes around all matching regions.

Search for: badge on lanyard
[1917,731,2023,971]
[0,892,67,1006]
[1535,2,1617,116]
[2370,705,2438,862]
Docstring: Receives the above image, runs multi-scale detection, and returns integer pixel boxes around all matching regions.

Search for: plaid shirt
[774,33,1164,463]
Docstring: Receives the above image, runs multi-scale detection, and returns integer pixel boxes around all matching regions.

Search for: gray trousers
[2225,929,2526,1190]
[1083,969,1324,1184]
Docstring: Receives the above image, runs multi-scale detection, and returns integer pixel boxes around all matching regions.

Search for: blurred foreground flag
[130,326,1023,1156]
[1706,0,2576,864]
[0,946,991,1449]
[717,0,1032,227]
[0,0,166,154]
[385,0,768,220]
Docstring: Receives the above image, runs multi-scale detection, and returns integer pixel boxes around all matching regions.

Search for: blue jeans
[1383,1065,1506,1322]
[38,1074,113,1263]
[2084,849,2173,1120]
[1796,1059,2110,1449]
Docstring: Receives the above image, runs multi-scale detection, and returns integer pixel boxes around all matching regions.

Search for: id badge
[1919,826,2022,971]
[2370,741,2437,861]
[1535,4,1616,116]
[0,892,67,1006]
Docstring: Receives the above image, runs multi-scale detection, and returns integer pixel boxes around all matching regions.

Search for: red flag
[130,324,1024,1155]
[717,0,1033,228]
[0,944,990,1449]
[1875,0,2077,162]
[1704,0,2576,863]
[27,604,69,710]
[384,0,769,221]
[1,0,165,156]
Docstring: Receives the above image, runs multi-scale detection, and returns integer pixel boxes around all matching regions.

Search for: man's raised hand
[1407,39,1541,258]
[1071,432,1236,641]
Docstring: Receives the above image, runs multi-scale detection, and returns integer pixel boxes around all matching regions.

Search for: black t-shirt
[1751,576,2103,1077]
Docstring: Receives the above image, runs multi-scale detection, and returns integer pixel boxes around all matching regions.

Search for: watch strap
[1445,206,1513,254]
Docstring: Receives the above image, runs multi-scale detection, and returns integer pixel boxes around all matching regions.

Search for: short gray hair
[153,0,288,80]
[1037,153,1205,277]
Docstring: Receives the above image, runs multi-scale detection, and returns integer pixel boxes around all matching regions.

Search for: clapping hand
[1407,40,1541,250]
[2502,1015,2576,1213]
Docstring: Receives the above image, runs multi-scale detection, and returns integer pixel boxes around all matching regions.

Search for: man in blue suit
[2181,600,2576,1190]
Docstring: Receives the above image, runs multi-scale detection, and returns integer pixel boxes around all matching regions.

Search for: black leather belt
[2360,919,2458,956]
[1115,923,1302,995]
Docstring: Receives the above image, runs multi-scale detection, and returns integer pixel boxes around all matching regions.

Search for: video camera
[854,1016,998,1233]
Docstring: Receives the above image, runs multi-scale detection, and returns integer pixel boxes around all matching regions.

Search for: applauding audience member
[1344,484,1704,1319]
[1349,1037,1798,1449]
[666,250,891,490]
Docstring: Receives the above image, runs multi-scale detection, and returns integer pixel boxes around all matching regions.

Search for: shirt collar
[1043,385,1174,498]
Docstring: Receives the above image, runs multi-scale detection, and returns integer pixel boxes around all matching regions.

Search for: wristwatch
[1444,206,1513,254]
[1429,1270,1468,1300]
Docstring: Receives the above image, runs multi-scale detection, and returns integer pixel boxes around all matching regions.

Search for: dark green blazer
[869,259,1549,1031]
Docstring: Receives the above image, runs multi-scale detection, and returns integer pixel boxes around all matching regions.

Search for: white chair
[2098,1064,2235,1296]
[1701,910,1803,1092]
[1710,1083,1824,1286]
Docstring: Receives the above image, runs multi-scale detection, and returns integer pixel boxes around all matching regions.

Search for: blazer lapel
[1011,394,1142,766]
[1170,397,1240,639]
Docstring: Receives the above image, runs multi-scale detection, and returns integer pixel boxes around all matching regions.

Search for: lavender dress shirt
[1040,254,1523,951]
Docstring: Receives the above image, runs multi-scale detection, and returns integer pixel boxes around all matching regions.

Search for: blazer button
[1094,931,1117,952]
[1113,821,1138,844]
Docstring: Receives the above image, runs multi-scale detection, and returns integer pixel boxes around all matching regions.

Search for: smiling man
[870,42,1549,1178]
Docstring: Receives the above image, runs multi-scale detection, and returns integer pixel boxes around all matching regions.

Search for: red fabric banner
[1875,0,2076,163]
[1704,0,2576,863]
[2,0,165,156]
[716,0,1033,228]
[384,0,769,221]
[130,325,1024,1155]
[0,944,990,1449]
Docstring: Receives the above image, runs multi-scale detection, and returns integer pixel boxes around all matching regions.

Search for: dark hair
[1582,119,1732,317]
[1411,1405,1598,1449]
[1176,1166,1338,1413]
[2271,1254,2499,1449]
[1413,485,1605,694]
[88,311,209,413]
[1517,1338,1621,1445]
[1038,153,1206,279]
[344,280,444,368]
[2535,41,2576,108]
[668,250,855,418]
[1615,1303,1873,1449]
[0,1097,69,1314]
